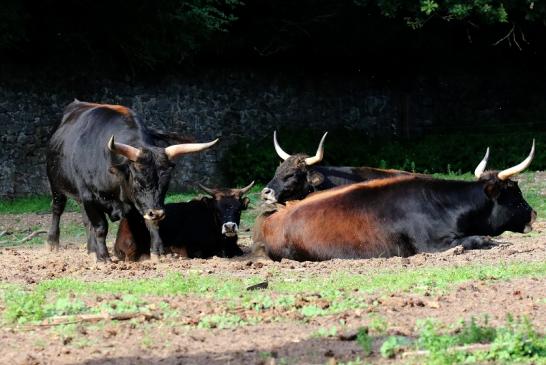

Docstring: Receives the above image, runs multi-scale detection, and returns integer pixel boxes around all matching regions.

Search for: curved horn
[474,147,490,178]
[165,138,219,160]
[197,183,217,196]
[239,181,255,195]
[273,131,291,161]
[498,139,535,180]
[304,132,328,166]
[107,135,141,162]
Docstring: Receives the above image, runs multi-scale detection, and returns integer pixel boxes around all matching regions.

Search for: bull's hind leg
[46,191,67,251]
[83,202,110,262]
[81,210,97,254]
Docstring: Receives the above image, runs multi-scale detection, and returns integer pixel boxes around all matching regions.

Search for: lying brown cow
[114,182,254,261]
[254,144,536,261]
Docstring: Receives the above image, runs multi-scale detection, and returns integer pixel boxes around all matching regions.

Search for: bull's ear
[200,196,214,206]
[307,171,324,187]
[241,197,251,209]
[109,166,124,176]
[484,181,501,199]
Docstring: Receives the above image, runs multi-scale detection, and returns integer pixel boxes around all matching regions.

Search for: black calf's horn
[239,181,255,195]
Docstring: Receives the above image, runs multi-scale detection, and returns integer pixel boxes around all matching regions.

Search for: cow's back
[259,176,424,261]
[47,101,147,195]
[162,200,222,257]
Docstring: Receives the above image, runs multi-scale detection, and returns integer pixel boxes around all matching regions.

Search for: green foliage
[1,0,242,69]
[3,288,46,324]
[356,327,373,356]
[487,315,546,362]
[44,297,88,317]
[368,314,388,335]
[198,313,244,329]
[416,316,546,364]
[300,305,326,318]
[98,295,146,314]
[312,326,338,338]
[380,336,412,358]
[455,317,496,345]
[357,1,526,26]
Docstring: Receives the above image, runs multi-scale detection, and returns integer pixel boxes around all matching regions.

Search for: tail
[147,128,195,147]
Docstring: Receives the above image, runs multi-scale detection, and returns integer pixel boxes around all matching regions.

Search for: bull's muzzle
[143,209,166,222]
[222,222,238,237]
[524,210,537,233]
[261,187,277,204]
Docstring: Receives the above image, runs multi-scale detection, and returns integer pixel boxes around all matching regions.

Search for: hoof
[150,253,161,263]
[138,254,151,262]
[46,242,60,252]
[95,254,111,263]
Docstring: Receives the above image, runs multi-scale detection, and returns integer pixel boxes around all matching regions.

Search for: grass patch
[374,316,546,364]
[3,261,545,325]
[0,196,79,214]
[412,316,546,364]
[272,261,546,297]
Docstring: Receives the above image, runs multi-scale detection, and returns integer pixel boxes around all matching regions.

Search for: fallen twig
[0,230,47,245]
[31,312,160,327]
[18,230,47,243]
[402,343,492,358]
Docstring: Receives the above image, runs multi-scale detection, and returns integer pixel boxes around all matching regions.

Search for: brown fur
[100,103,132,116]
[254,176,417,261]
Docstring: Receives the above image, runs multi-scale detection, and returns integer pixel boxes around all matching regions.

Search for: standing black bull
[114,182,254,260]
[46,100,218,261]
[261,131,416,204]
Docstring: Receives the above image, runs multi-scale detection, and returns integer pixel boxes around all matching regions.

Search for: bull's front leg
[83,201,110,262]
[145,221,164,261]
[450,236,496,250]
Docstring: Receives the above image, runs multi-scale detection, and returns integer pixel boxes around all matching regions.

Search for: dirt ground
[0,213,545,364]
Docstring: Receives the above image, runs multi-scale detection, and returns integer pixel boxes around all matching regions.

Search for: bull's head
[108,136,218,223]
[198,181,254,237]
[473,140,537,234]
[261,131,327,204]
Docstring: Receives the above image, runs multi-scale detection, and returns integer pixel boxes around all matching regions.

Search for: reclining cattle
[254,142,537,261]
[261,131,418,204]
[114,182,254,261]
[46,100,218,262]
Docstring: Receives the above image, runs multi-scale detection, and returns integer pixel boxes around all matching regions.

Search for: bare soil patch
[0,213,545,364]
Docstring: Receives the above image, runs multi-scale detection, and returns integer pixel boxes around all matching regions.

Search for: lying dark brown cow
[261,131,417,204]
[254,143,537,261]
[114,182,254,261]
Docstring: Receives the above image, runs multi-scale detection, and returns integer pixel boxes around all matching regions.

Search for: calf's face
[199,182,254,237]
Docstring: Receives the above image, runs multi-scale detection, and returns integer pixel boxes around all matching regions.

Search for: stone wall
[1,68,543,197]
[0,71,412,197]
